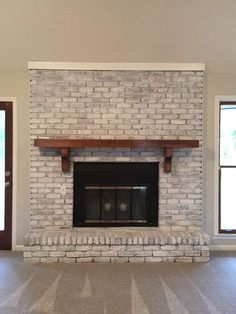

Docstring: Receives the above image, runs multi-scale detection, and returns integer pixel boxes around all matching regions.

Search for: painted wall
[0,0,236,247]
[1,0,236,73]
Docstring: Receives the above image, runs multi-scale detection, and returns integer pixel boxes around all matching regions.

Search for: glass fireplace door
[73,162,158,227]
[85,186,147,223]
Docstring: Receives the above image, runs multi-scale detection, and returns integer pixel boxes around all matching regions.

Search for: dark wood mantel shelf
[34,139,199,173]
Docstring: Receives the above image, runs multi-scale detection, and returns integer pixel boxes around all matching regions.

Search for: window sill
[214,233,236,240]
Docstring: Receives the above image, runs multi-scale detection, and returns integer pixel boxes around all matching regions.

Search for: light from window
[219,103,236,232]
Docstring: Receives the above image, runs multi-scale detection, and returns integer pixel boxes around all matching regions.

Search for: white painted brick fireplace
[24,63,209,263]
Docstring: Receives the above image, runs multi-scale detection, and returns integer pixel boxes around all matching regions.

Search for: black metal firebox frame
[73,162,159,227]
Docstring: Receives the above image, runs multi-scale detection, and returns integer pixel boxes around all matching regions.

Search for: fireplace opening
[73,162,158,227]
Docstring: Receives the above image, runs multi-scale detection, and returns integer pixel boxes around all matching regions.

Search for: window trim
[214,96,236,238]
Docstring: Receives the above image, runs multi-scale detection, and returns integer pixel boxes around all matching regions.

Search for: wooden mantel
[34,139,199,173]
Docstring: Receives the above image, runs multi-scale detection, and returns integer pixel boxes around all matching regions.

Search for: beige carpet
[0,251,235,314]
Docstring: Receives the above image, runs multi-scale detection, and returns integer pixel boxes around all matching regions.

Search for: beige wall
[1,70,236,247]
[0,70,30,246]
[0,0,236,248]
[205,74,236,247]
[1,0,236,74]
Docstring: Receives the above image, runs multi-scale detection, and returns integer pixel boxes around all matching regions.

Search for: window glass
[220,104,236,166]
[220,168,236,230]
[0,110,5,231]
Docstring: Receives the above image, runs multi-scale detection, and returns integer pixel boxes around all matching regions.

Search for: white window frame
[214,96,236,239]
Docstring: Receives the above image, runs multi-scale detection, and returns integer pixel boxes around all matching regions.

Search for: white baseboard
[13,245,24,251]
[210,245,236,251]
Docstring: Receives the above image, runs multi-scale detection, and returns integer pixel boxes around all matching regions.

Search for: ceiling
[1,0,236,73]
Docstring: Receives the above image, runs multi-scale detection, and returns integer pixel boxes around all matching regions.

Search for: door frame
[0,97,17,250]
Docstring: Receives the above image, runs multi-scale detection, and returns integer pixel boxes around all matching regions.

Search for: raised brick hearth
[24,229,209,263]
[24,63,209,262]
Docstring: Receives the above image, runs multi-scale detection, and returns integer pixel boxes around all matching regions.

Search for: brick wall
[30,69,203,232]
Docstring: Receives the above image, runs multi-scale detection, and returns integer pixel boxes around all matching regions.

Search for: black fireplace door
[73,162,158,227]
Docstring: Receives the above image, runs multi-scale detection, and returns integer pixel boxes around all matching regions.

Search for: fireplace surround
[24,62,210,263]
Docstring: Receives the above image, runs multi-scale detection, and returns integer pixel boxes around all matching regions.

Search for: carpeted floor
[0,251,235,314]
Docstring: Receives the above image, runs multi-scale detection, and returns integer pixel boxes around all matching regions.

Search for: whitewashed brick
[26,69,208,263]
[40,257,58,263]
[100,251,117,257]
[194,256,209,262]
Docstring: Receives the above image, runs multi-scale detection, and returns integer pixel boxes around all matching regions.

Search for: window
[219,102,236,233]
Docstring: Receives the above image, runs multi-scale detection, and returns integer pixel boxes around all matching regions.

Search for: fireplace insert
[73,162,158,227]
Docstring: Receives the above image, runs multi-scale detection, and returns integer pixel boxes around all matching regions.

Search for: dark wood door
[0,102,13,250]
